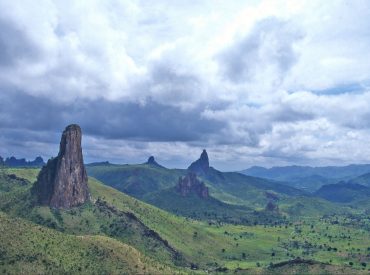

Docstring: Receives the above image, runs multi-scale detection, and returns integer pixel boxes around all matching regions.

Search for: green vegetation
[86,163,185,198]
[0,211,178,274]
[0,167,369,274]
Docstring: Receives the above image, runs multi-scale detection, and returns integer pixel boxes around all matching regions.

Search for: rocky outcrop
[4,156,45,167]
[0,156,3,166]
[32,124,89,208]
[188,149,209,175]
[265,201,279,212]
[145,156,164,168]
[176,172,209,199]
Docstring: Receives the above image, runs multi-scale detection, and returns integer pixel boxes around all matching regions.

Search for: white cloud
[0,0,370,169]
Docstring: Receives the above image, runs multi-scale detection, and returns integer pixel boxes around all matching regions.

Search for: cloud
[218,17,303,85]
[0,0,370,170]
[0,90,224,142]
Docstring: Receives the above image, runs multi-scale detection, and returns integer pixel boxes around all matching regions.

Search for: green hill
[86,162,185,198]
[143,186,282,225]
[315,182,370,203]
[348,172,370,187]
[0,211,177,274]
[1,167,369,274]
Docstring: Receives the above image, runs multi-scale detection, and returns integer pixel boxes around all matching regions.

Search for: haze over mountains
[241,164,370,192]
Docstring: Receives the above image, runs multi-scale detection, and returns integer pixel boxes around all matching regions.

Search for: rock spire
[33,124,89,208]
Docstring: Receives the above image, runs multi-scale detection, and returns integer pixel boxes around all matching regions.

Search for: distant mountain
[315,182,370,203]
[144,156,166,169]
[88,150,308,213]
[240,164,370,192]
[86,158,185,198]
[4,156,45,167]
[347,172,370,187]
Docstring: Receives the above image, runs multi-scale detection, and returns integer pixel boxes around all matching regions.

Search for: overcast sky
[1,0,370,170]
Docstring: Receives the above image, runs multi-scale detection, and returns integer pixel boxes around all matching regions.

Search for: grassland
[0,167,369,274]
[0,211,178,274]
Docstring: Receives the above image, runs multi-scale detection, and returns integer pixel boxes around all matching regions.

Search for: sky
[1,0,370,171]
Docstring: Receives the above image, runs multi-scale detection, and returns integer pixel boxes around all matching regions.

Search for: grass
[0,211,179,274]
[0,167,369,274]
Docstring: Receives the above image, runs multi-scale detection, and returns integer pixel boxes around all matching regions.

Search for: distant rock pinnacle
[147,156,158,165]
[145,156,164,168]
[0,156,3,166]
[33,124,89,208]
[188,149,209,175]
[176,172,209,199]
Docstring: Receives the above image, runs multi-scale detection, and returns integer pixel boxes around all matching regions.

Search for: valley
[1,165,369,274]
[0,126,369,274]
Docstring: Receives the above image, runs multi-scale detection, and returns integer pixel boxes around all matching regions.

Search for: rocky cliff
[33,124,89,208]
[176,172,209,199]
[188,149,209,175]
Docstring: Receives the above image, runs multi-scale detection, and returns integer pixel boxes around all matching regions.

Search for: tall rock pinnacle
[145,156,165,168]
[33,124,89,208]
[188,149,210,175]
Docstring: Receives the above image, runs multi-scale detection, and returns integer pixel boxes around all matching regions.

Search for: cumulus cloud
[0,0,370,170]
[218,17,303,85]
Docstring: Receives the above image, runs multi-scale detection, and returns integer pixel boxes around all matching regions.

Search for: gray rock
[33,124,89,208]
[188,149,209,175]
[176,172,209,199]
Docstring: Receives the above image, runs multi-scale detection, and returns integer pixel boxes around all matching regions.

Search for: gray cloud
[0,1,370,170]
[0,17,40,67]
[0,90,224,142]
[218,17,303,84]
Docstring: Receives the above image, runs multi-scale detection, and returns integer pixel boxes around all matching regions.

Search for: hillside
[315,182,370,203]
[1,167,369,273]
[0,211,177,274]
[143,185,281,225]
[86,160,185,198]
[348,172,370,187]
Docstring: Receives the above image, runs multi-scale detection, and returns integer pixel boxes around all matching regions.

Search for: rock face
[33,124,89,208]
[188,149,209,175]
[176,172,209,199]
[146,156,164,168]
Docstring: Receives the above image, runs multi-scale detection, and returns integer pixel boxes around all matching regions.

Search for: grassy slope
[0,211,177,274]
[86,163,184,198]
[1,168,369,273]
[0,168,181,267]
[89,179,370,272]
